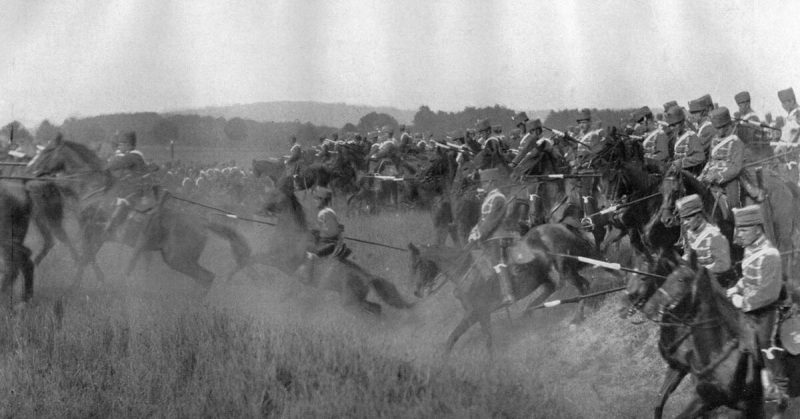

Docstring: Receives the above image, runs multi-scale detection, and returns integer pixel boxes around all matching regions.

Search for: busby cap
[700,94,713,108]
[666,106,685,125]
[778,87,796,102]
[676,194,703,218]
[734,91,751,104]
[663,100,678,111]
[631,106,652,123]
[710,107,732,129]
[313,186,333,200]
[576,108,592,122]
[688,99,705,113]
[478,168,502,184]
[733,204,764,227]
[526,118,542,131]
[514,112,529,123]
[120,131,137,147]
[476,118,491,132]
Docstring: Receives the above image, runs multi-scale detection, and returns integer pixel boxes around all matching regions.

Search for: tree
[151,118,179,144]
[224,117,249,142]
[356,112,398,133]
[35,120,60,144]
[0,121,34,144]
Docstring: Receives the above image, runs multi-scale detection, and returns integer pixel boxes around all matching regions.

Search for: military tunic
[740,110,760,122]
[470,189,517,242]
[642,127,670,164]
[672,129,706,172]
[699,134,744,185]
[682,222,731,275]
[734,236,782,312]
[697,120,716,155]
[574,129,604,167]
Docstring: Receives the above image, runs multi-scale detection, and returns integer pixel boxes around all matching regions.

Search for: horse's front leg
[654,367,687,419]
[674,395,716,419]
[477,311,494,358]
[563,267,591,325]
[445,311,479,355]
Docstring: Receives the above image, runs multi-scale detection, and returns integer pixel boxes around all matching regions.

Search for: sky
[2,0,800,127]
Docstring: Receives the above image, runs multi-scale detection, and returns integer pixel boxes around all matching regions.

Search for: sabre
[527,285,627,311]
[542,126,590,147]
[547,252,667,279]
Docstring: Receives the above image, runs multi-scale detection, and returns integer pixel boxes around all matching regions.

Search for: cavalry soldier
[396,124,413,154]
[634,106,670,171]
[294,186,345,285]
[688,94,716,156]
[675,194,734,286]
[468,168,518,307]
[573,108,605,169]
[726,205,789,405]
[663,100,678,113]
[735,91,760,122]
[776,87,800,152]
[665,105,706,175]
[315,135,336,163]
[104,131,149,236]
[511,119,544,168]
[475,118,492,148]
[369,127,398,174]
[698,107,753,218]
[283,136,302,184]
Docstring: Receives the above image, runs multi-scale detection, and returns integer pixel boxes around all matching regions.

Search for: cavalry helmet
[710,107,732,129]
[733,205,764,227]
[734,91,751,104]
[676,194,703,218]
[778,87,796,103]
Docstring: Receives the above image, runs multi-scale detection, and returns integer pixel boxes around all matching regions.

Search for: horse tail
[203,221,252,268]
[368,277,415,309]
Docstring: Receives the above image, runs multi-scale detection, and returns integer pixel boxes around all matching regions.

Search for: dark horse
[0,180,35,304]
[29,137,252,289]
[408,223,598,354]
[244,177,414,315]
[641,255,800,418]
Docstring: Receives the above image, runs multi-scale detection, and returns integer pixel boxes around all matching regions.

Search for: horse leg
[477,311,494,358]
[674,395,717,419]
[653,367,687,419]
[445,312,479,354]
[161,249,214,289]
[564,267,592,325]
[522,281,556,317]
[50,220,81,267]
[15,245,35,302]
[342,274,380,315]
[32,215,54,266]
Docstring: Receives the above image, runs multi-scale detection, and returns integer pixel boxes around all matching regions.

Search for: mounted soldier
[735,91,760,122]
[468,168,519,308]
[675,194,734,286]
[283,135,303,187]
[664,105,706,175]
[103,131,151,236]
[294,186,347,285]
[698,107,763,220]
[775,88,800,182]
[726,204,789,405]
[632,106,670,172]
[687,94,716,157]
[396,124,413,154]
[573,108,605,169]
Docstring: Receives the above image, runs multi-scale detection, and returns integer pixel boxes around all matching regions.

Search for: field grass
[2,181,796,418]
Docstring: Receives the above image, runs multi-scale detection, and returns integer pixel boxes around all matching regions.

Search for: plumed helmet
[734,91,751,104]
[120,131,137,147]
[676,194,703,218]
[778,87,796,103]
[526,118,542,131]
[475,118,491,132]
[576,108,592,122]
[665,106,685,126]
[710,107,732,129]
[733,204,764,227]
[313,186,333,200]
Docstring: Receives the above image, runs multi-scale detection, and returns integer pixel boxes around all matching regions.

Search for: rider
[294,186,344,285]
[284,135,302,187]
[735,91,760,122]
[634,106,671,172]
[104,131,149,236]
[664,105,706,175]
[675,194,734,286]
[726,204,789,405]
[468,168,518,308]
[687,94,716,157]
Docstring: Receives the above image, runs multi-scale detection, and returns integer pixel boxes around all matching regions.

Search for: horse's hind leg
[477,312,494,358]
[32,215,54,266]
[16,245,35,302]
[445,312,478,354]
[342,275,380,315]
[564,267,591,325]
[162,250,214,288]
[522,281,556,317]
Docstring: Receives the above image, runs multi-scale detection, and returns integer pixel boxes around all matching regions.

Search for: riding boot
[104,199,130,239]
[293,252,317,286]
[494,263,514,308]
[763,356,789,406]
[740,176,765,203]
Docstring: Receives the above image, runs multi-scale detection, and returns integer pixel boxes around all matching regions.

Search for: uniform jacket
[697,120,717,153]
[107,150,146,178]
[735,235,782,312]
[575,129,604,163]
[286,143,302,164]
[683,222,731,274]
[699,134,744,184]
[739,110,760,122]
[472,189,516,241]
[643,127,670,163]
[672,129,706,171]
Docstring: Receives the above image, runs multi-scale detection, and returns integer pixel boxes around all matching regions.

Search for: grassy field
[1,187,796,418]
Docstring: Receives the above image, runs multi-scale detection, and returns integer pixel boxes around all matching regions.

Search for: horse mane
[61,140,105,171]
[679,170,713,204]
[695,265,741,336]
[619,161,661,195]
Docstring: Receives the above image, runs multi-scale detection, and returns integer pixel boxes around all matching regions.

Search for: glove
[731,294,743,308]
[468,228,481,243]
[726,287,738,298]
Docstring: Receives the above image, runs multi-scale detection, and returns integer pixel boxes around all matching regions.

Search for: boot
[494,263,515,308]
[293,252,317,286]
[740,177,765,203]
[763,357,789,407]
[104,199,129,239]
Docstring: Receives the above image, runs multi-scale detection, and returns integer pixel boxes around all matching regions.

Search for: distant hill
[170,101,416,128]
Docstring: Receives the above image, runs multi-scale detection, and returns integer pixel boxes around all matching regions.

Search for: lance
[522,173,602,180]
[542,126,590,147]
[0,175,80,182]
[742,149,800,169]
[547,252,667,279]
[735,118,781,132]
[527,285,627,311]
[0,161,27,166]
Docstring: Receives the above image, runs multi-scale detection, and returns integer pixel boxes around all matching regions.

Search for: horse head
[622,249,680,318]
[261,177,307,231]
[641,251,700,320]
[408,243,444,298]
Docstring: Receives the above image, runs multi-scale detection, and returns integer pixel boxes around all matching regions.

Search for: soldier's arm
[679,136,707,169]
[717,140,744,184]
[476,195,505,239]
[742,251,783,312]
[707,234,731,273]
[654,133,670,161]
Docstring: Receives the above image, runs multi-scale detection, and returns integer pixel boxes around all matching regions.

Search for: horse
[408,223,598,354]
[641,254,800,418]
[29,137,252,289]
[245,177,415,315]
[510,143,569,227]
[0,180,35,305]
